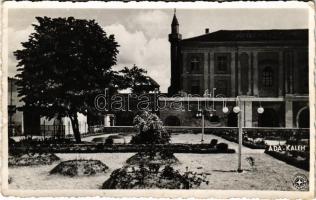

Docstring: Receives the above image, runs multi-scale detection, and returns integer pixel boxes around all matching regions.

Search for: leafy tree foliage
[14,17,119,143]
[131,111,170,144]
[119,65,159,94]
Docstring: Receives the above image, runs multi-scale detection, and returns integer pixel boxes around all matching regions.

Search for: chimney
[205,28,209,34]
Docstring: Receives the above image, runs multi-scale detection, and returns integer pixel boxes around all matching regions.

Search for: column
[253,51,259,96]
[182,52,189,92]
[247,52,252,95]
[240,52,249,95]
[208,52,211,89]
[284,51,289,94]
[237,52,241,94]
[250,52,254,95]
[285,99,293,128]
[21,112,24,135]
[210,52,215,89]
[244,101,253,127]
[204,52,208,91]
[231,52,236,96]
[291,51,297,93]
[235,52,239,95]
[278,51,284,96]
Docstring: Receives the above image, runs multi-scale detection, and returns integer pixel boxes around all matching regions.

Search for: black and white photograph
[1,1,315,198]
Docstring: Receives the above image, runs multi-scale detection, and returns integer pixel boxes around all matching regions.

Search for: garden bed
[102,165,208,189]
[264,150,309,170]
[212,133,266,149]
[50,159,109,177]
[126,151,179,165]
[11,143,235,154]
[9,153,60,166]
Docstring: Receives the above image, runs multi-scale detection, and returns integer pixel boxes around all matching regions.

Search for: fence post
[53,120,55,139]
[68,121,70,136]
[43,120,46,139]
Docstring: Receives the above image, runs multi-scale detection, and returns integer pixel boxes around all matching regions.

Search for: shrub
[210,139,218,148]
[50,159,108,177]
[161,165,174,179]
[245,156,256,171]
[102,165,209,189]
[216,143,228,151]
[209,115,220,123]
[131,111,170,144]
[105,138,114,145]
[9,153,60,166]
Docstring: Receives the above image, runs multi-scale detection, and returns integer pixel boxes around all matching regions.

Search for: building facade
[8,77,24,136]
[163,13,309,128]
[8,77,88,137]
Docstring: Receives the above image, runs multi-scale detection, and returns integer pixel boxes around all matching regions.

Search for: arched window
[190,57,200,72]
[262,67,273,87]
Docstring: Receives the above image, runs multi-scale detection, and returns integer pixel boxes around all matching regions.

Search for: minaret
[168,9,182,95]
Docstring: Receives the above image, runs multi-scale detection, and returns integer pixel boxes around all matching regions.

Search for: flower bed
[102,165,208,189]
[11,143,235,154]
[264,150,309,170]
[126,151,179,166]
[9,153,60,166]
[50,159,109,177]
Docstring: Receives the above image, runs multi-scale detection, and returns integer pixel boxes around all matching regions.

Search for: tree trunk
[70,113,81,143]
[57,115,62,140]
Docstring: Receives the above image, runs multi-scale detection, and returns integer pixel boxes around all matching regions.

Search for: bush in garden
[50,159,108,177]
[131,111,170,144]
[105,137,114,145]
[161,165,174,179]
[9,138,16,147]
[102,165,209,189]
[9,153,60,166]
[126,148,179,166]
[128,111,178,165]
[210,139,218,148]
[216,143,228,151]
[245,156,256,171]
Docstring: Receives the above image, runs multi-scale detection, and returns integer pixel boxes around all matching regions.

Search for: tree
[131,111,170,144]
[119,65,159,94]
[14,17,119,143]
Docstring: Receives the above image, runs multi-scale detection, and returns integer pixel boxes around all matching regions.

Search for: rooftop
[181,29,308,43]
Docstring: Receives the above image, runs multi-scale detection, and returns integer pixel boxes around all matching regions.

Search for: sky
[7,7,309,92]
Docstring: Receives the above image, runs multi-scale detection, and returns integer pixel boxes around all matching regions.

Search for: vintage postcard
[1,1,315,198]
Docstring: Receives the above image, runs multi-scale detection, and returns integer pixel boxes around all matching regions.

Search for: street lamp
[196,89,218,143]
[196,109,216,143]
[233,96,242,173]
[234,96,264,173]
[196,110,206,143]
[216,94,228,114]
[257,100,264,114]
[194,91,264,173]
[197,90,227,144]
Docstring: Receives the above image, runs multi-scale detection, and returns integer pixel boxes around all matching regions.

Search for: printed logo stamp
[292,173,309,190]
